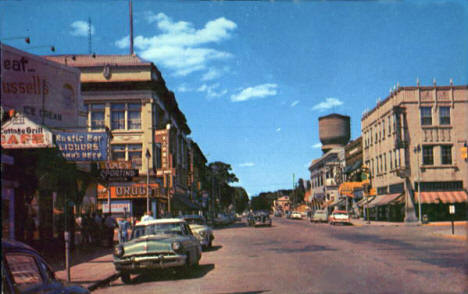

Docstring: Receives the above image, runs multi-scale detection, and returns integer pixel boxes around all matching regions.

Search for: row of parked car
[280,209,352,225]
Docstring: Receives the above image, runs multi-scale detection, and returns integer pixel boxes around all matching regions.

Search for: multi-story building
[46,54,202,218]
[361,82,467,221]
[309,147,346,211]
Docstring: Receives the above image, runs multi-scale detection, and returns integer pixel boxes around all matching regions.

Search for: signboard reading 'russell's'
[55,132,107,161]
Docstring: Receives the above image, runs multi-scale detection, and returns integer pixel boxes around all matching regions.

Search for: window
[383,153,387,172]
[128,144,142,168]
[389,152,393,170]
[111,103,125,130]
[388,116,391,136]
[5,254,43,292]
[155,143,162,169]
[422,145,434,165]
[382,121,385,139]
[420,107,432,126]
[128,103,141,129]
[111,145,126,161]
[441,145,452,165]
[439,106,451,125]
[89,104,105,130]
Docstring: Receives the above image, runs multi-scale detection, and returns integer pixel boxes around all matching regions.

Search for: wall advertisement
[1,44,82,128]
[55,131,107,161]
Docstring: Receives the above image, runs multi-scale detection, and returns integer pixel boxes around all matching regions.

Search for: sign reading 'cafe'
[1,114,54,149]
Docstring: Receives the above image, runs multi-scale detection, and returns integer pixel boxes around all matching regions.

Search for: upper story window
[111,103,125,130]
[128,144,142,169]
[422,145,434,165]
[439,106,451,125]
[441,145,452,165]
[88,104,105,130]
[420,107,432,126]
[388,116,391,136]
[111,144,126,161]
[128,103,141,129]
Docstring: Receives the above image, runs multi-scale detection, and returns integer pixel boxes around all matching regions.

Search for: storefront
[97,182,164,219]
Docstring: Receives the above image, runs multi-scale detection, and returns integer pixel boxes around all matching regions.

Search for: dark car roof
[2,239,38,253]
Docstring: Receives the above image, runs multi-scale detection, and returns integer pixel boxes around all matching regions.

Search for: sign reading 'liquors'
[55,132,107,161]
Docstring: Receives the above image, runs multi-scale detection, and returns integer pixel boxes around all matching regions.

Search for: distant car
[214,213,231,226]
[113,218,202,284]
[290,211,303,219]
[310,209,328,223]
[248,212,272,227]
[274,211,282,217]
[179,215,214,250]
[328,210,351,225]
[2,239,89,294]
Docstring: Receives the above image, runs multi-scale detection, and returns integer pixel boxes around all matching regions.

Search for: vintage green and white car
[113,218,202,284]
[180,215,214,250]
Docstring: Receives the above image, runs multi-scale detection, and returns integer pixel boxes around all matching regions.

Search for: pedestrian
[118,217,130,243]
[140,211,154,222]
[82,213,91,245]
[104,213,117,247]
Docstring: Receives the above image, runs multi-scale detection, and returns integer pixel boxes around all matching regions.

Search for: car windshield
[132,223,183,239]
[185,218,206,225]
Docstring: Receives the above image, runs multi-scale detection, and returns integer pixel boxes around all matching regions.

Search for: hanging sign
[98,161,138,182]
[1,114,53,149]
[55,131,107,161]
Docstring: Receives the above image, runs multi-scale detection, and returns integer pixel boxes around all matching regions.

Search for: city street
[95,218,467,294]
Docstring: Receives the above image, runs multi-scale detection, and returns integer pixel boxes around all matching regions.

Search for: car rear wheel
[121,271,132,284]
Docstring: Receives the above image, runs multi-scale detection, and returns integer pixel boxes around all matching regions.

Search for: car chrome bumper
[114,254,187,271]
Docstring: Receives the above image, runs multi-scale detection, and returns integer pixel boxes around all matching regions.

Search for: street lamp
[146,149,151,215]
[414,144,422,224]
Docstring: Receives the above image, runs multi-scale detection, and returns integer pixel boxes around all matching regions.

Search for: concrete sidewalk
[351,219,467,240]
[54,249,119,291]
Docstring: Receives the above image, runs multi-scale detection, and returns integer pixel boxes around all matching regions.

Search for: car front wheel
[120,271,131,284]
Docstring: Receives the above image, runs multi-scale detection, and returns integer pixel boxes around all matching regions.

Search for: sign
[1,114,54,148]
[99,200,132,214]
[97,183,162,199]
[55,132,107,161]
[98,161,137,181]
[1,44,82,128]
[449,205,455,215]
[155,130,171,171]
[99,169,139,182]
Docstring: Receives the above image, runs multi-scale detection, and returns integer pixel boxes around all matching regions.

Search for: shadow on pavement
[118,264,215,285]
[204,245,223,252]
[46,245,113,272]
[213,222,247,230]
[268,244,336,253]
[215,291,271,294]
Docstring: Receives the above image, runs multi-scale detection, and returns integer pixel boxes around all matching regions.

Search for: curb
[88,273,120,292]
[422,221,467,227]
[437,234,467,241]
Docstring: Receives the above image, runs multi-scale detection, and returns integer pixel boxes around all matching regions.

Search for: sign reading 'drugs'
[1,114,54,148]
[55,132,107,161]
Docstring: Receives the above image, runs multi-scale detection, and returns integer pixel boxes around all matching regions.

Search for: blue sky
[1,0,467,197]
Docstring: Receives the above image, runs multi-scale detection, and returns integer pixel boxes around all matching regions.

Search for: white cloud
[312,143,322,149]
[177,84,191,93]
[231,83,278,102]
[311,97,344,111]
[239,162,255,167]
[197,83,227,99]
[115,13,237,76]
[202,68,222,81]
[291,100,300,107]
[70,21,95,37]
[276,128,281,132]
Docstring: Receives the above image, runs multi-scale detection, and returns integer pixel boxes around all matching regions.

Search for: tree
[291,178,305,206]
[208,161,239,210]
[232,187,249,213]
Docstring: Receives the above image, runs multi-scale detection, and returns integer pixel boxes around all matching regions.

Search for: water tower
[318,113,350,153]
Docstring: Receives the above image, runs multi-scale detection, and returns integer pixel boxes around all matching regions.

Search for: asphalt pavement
[85,218,467,294]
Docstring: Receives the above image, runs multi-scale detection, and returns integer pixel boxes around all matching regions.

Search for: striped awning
[415,191,468,204]
[356,196,376,207]
[368,193,403,208]
[321,200,334,209]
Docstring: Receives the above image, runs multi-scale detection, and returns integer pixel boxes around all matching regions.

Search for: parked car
[290,211,303,220]
[247,211,272,227]
[179,215,214,250]
[310,209,328,223]
[328,210,351,225]
[214,213,231,226]
[2,239,89,294]
[274,211,282,217]
[113,218,202,284]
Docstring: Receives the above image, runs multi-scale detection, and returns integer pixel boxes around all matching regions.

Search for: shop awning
[367,193,403,208]
[329,198,345,208]
[356,196,376,207]
[339,182,364,198]
[321,200,334,209]
[415,191,468,204]
[172,194,200,210]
